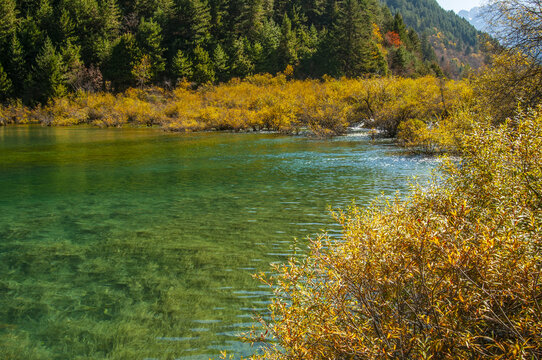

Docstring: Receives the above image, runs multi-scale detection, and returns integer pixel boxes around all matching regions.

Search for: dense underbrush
[0,75,471,140]
[250,107,542,359]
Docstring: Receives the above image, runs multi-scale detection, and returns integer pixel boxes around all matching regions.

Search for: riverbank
[251,102,542,360]
[0,75,471,144]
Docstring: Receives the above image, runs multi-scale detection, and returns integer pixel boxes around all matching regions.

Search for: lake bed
[0,126,438,359]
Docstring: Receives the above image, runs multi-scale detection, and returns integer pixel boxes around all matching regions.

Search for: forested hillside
[381,0,486,76]
[0,0,482,103]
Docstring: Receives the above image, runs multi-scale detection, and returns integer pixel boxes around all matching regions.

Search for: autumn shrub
[251,106,542,359]
[352,77,473,137]
[1,76,472,138]
[473,52,542,123]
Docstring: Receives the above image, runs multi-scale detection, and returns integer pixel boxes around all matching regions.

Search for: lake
[0,126,438,359]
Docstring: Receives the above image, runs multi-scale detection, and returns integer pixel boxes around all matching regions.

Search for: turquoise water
[0,126,437,359]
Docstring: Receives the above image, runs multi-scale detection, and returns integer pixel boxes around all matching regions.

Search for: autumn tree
[477,0,542,121]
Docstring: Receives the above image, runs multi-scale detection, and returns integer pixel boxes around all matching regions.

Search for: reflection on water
[0,126,438,359]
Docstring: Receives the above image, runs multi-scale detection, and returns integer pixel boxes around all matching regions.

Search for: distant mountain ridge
[458,7,488,32]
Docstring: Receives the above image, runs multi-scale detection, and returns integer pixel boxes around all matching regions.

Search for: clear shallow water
[0,126,438,359]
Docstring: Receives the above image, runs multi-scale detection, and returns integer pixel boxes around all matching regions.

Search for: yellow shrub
[3,76,473,138]
[250,106,542,359]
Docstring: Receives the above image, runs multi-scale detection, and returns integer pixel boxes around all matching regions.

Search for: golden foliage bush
[251,107,542,359]
[473,52,542,123]
[0,76,471,138]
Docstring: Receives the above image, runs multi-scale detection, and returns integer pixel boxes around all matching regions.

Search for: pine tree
[392,13,407,43]
[101,0,122,41]
[172,49,193,79]
[59,9,76,44]
[278,13,298,69]
[391,45,408,74]
[231,36,254,77]
[187,0,212,46]
[32,37,68,102]
[192,45,215,83]
[136,18,166,79]
[103,34,141,90]
[153,0,176,26]
[333,0,370,76]
[0,0,17,46]
[60,40,84,90]
[6,35,26,97]
[241,0,265,38]
[213,44,229,81]
[36,0,55,41]
[0,63,13,101]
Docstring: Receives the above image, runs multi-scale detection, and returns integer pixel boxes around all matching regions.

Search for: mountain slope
[380,0,482,47]
[380,0,487,77]
[458,7,488,32]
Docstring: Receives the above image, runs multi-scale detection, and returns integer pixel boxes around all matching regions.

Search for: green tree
[332,0,371,76]
[36,0,56,41]
[6,35,26,96]
[182,0,212,46]
[136,18,166,79]
[0,63,13,101]
[32,38,67,102]
[231,36,254,77]
[392,12,407,42]
[192,45,215,83]
[100,0,122,41]
[0,0,17,46]
[60,40,84,90]
[103,34,141,90]
[58,9,76,44]
[278,14,298,69]
[213,44,229,81]
[391,45,408,74]
[172,49,193,80]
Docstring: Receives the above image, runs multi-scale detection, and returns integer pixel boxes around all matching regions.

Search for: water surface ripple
[0,127,437,359]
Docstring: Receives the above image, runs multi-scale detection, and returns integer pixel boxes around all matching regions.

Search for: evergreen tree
[278,14,298,69]
[32,37,67,102]
[231,36,254,77]
[172,49,193,80]
[392,13,407,43]
[103,34,141,90]
[213,44,229,81]
[136,18,165,79]
[192,45,215,83]
[100,0,122,41]
[391,45,408,74]
[59,9,76,44]
[0,0,17,46]
[36,0,56,41]
[239,0,265,37]
[259,19,281,72]
[363,40,387,75]
[421,33,436,61]
[184,0,212,46]
[153,0,176,26]
[0,63,13,101]
[19,16,44,66]
[60,40,84,89]
[6,35,26,96]
[333,0,370,76]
